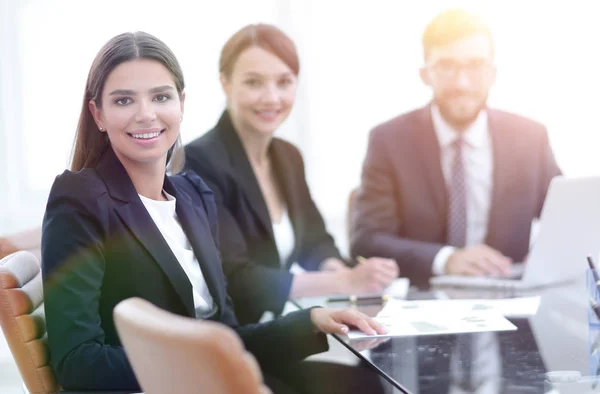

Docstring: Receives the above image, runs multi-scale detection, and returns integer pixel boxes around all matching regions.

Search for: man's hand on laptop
[445,245,512,277]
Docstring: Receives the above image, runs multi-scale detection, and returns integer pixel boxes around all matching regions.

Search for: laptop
[430,176,600,290]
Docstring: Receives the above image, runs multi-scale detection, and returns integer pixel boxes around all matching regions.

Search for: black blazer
[41,147,327,391]
[185,111,343,324]
[351,105,562,286]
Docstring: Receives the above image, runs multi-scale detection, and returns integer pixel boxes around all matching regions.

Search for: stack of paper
[433,296,542,318]
[348,298,526,339]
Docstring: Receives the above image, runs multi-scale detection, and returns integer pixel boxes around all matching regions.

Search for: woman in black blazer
[41,31,384,393]
[185,24,399,324]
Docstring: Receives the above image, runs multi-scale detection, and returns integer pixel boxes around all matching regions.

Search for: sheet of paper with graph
[348,298,517,339]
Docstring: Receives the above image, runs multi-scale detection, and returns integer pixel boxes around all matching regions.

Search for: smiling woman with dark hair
[41,30,385,393]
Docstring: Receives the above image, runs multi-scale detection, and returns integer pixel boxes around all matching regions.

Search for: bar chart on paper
[348,298,521,339]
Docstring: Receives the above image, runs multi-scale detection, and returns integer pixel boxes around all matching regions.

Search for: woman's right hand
[310,307,387,336]
[343,257,399,293]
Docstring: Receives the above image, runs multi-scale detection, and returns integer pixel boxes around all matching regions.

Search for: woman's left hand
[310,307,387,336]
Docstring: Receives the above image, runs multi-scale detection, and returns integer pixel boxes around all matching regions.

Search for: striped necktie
[447,138,467,247]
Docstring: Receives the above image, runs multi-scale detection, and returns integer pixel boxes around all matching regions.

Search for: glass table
[293,278,598,394]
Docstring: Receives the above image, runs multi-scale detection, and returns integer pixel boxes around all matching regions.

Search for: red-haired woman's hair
[219,24,299,78]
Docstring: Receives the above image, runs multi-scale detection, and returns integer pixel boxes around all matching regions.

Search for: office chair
[114,297,271,394]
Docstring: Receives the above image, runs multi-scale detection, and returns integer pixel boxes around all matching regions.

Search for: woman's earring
[99,126,104,132]
[180,117,183,123]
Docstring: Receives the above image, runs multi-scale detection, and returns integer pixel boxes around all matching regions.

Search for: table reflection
[294,278,600,393]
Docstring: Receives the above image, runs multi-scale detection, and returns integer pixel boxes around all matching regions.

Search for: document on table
[382,278,410,298]
[348,298,518,339]
[377,296,540,319]
[441,296,542,318]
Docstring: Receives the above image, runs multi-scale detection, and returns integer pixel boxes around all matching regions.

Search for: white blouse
[272,208,295,267]
[139,192,214,316]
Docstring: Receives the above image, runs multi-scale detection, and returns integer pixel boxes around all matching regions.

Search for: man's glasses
[428,59,493,80]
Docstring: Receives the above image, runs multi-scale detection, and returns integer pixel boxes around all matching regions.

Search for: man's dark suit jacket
[41,147,327,391]
[350,105,562,286]
[185,111,344,324]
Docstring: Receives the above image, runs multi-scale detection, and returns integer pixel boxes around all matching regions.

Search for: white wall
[2,0,600,256]
[0,0,283,233]
[290,0,600,253]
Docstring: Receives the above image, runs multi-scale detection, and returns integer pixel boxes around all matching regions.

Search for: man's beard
[435,94,487,131]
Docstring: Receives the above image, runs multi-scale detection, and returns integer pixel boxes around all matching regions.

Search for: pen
[590,297,600,321]
[588,255,600,284]
[357,255,402,277]
[332,256,394,303]
[592,330,600,356]
[357,256,368,264]
[327,294,391,304]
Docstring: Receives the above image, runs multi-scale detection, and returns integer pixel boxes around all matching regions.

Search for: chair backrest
[113,297,270,394]
[347,188,359,242]
[1,227,42,262]
[0,251,59,394]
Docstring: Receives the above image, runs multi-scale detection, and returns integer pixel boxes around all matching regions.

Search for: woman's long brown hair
[70,31,185,173]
